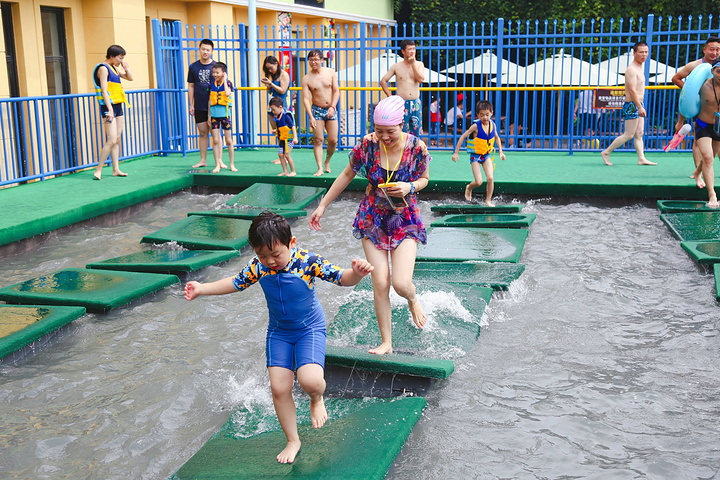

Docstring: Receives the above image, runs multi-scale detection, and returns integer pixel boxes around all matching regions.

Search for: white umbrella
[596,52,678,84]
[441,49,519,75]
[492,51,625,86]
[337,52,455,84]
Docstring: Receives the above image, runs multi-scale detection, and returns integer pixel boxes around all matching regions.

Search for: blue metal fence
[2,14,718,186]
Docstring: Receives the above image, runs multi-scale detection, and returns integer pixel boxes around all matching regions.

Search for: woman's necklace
[381,133,405,184]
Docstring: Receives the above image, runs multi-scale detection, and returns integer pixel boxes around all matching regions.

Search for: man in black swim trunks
[692,59,720,207]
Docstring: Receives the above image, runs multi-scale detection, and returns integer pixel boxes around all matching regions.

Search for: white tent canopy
[492,51,624,86]
[441,49,520,75]
[337,52,455,84]
[596,51,678,84]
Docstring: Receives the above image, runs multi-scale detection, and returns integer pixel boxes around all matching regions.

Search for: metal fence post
[495,18,504,128]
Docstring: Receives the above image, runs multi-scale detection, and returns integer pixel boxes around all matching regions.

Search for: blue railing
[2,14,718,186]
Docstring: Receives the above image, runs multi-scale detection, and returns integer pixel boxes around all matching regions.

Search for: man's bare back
[302,68,336,108]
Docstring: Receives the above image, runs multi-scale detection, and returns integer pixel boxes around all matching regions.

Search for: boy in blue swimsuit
[184,212,373,464]
[269,97,298,176]
[451,100,506,206]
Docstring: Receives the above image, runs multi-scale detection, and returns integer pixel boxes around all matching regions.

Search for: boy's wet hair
[476,100,494,113]
[269,97,284,108]
[249,212,292,250]
[106,45,126,58]
[213,62,227,73]
[199,39,214,49]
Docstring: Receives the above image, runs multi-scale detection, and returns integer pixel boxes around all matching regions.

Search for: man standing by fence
[380,39,425,137]
[302,49,340,176]
[188,39,225,170]
[601,41,657,166]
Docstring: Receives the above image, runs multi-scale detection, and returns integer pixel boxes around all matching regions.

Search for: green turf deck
[0,268,179,311]
[0,305,86,359]
[85,249,240,273]
[656,200,718,213]
[660,212,720,241]
[417,227,529,263]
[679,241,720,265]
[413,261,526,289]
[187,208,307,220]
[430,213,537,228]
[225,183,326,209]
[171,396,427,480]
[325,345,454,379]
[327,276,492,361]
[141,216,253,250]
[431,203,523,214]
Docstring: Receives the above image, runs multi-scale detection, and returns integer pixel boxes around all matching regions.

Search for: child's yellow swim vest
[467,119,496,155]
[210,81,233,117]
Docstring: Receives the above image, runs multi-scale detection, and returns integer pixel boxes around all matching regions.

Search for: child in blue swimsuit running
[451,100,506,206]
[184,212,373,464]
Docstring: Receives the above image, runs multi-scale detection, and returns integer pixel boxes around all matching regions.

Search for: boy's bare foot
[112,171,128,177]
[192,161,207,168]
[601,150,613,166]
[708,197,720,208]
[219,162,228,169]
[211,167,220,173]
[638,158,657,166]
[310,397,327,428]
[278,172,288,176]
[409,298,426,328]
[696,175,706,189]
[485,200,496,207]
[277,440,301,464]
[324,159,331,173]
[93,172,102,181]
[368,342,393,355]
[313,169,324,177]
[287,171,297,177]
[230,165,238,172]
[464,185,472,202]
[272,159,282,164]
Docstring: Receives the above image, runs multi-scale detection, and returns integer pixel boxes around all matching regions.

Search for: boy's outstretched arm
[185,276,237,301]
[340,259,374,287]
[451,124,477,162]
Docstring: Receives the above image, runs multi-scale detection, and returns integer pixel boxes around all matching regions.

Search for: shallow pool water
[1,191,719,479]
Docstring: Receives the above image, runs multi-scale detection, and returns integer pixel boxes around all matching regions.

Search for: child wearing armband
[269,97,298,176]
[185,212,374,464]
[451,100,506,206]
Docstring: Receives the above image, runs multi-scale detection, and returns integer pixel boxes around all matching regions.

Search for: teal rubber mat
[430,213,537,228]
[225,183,326,209]
[171,397,426,480]
[327,276,492,361]
[325,345,454,379]
[142,216,253,250]
[0,305,86,359]
[187,208,306,220]
[0,268,179,311]
[680,241,720,265]
[86,249,240,273]
[414,261,525,289]
[657,200,717,214]
[660,212,720,241]
[431,204,523,214]
[715,264,720,301]
[417,227,528,263]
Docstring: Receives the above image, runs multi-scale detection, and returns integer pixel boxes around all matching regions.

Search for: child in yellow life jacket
[451,100,506,206]
[269,97,298,176]
[208,62,237,173]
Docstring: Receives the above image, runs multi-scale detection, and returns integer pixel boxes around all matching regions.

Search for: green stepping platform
[325,345,454,379]
[660,212,720,241]
[86,249,240,274]
[430,213,537,228]
[431,204,523,214]
[328,277,492,363]
[417,227,528,263]
[715,264,720,302]
[414,261,525,289]
[0,268,178,312]
[0,305,86,359]
[680,241,720,265]
[187,208,307,220]
[172,396,426,480]
[141,216,252,250]
[657,200,718,214]
[225,183,326,210]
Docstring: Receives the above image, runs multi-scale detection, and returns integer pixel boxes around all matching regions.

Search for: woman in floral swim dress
[310,95,431,355]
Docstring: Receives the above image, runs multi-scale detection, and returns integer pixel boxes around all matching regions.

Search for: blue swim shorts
[470,153,491,164]
[311,104,338,122]
[403,98,422,136]
[621,102,643,120]
[266,326,326,371]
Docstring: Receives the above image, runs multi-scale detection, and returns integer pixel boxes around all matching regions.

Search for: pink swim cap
[373,96,405,126]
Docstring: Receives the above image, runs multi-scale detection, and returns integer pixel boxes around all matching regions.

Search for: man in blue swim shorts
[690,59,720,207]
[601,41,657,166]
[302,49,340,176]
[380,39,425,137]
[185,212,373,464]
